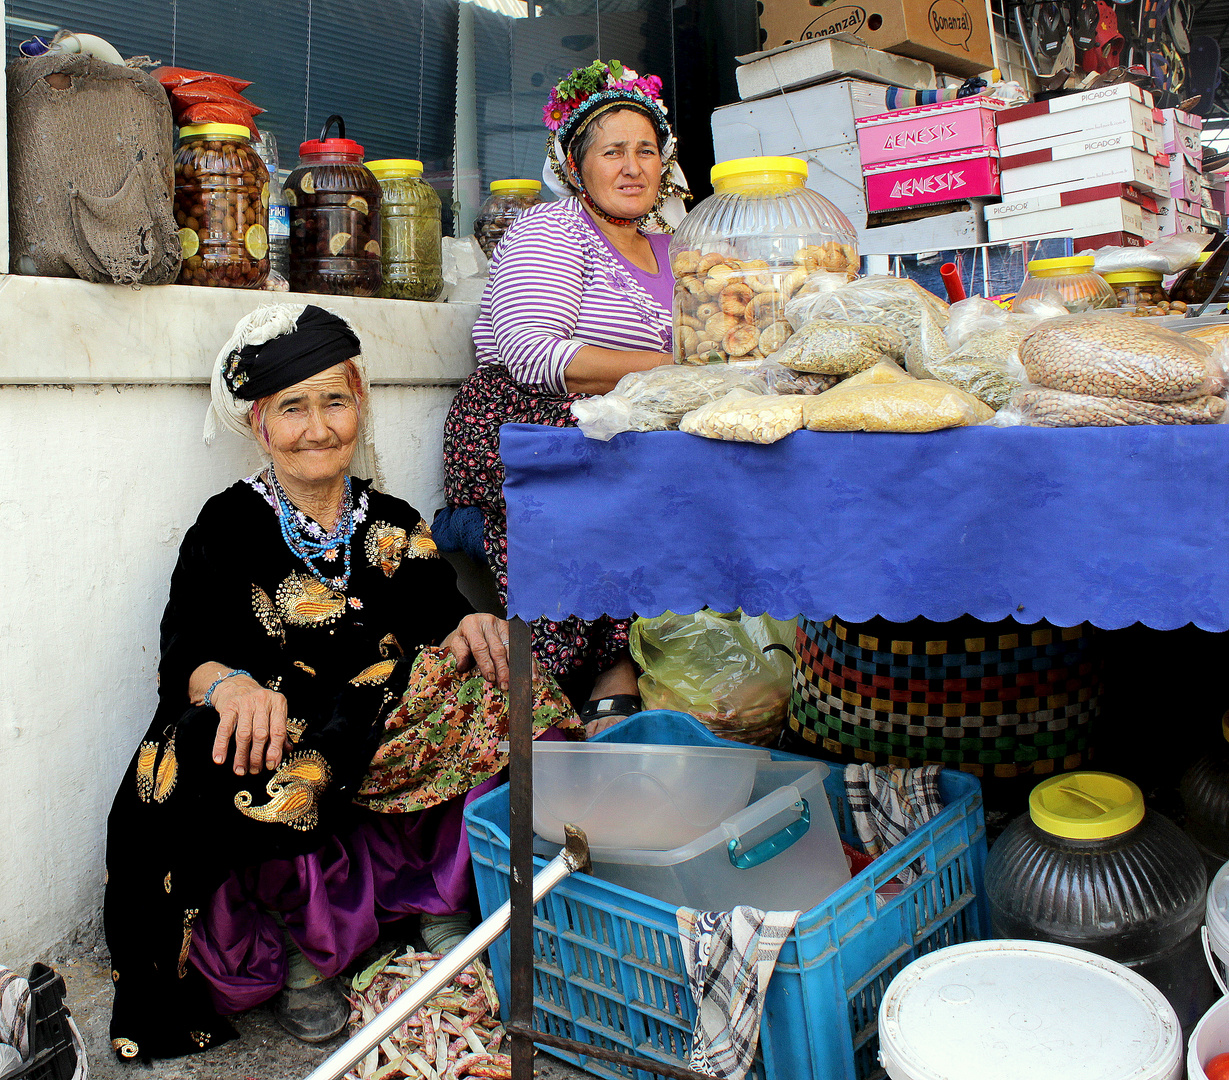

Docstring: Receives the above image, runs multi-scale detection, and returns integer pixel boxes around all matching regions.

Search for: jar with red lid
[174,123,270,289]
[284,115,382,296]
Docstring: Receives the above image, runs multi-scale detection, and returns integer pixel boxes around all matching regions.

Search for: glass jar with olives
[474,179,542,258]
[285,115,382,296]
[174,123,270,288]
[365,159,443,301]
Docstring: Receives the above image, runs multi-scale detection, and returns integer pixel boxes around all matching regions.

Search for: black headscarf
[223,305,361,401]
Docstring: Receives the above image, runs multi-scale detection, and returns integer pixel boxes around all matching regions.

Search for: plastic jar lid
[1198,251,1214,264]
[1027,255,1096,276]
[1029,772,1145,840]
[878,940,1182,1080]
[1102,270,1164,284]
[711,156,808,187]
[366,158,423,180]
[180,123,250,140]
[491,179,541,192]
[299,136,365,157]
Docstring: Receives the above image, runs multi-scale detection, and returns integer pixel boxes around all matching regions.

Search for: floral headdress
[542,59,690,233]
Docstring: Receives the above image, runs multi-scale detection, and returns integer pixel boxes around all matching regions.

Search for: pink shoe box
[1169,153,1202,203]
[855,97,1007,169]
[1161,108,1202,163]
[1000,132,1167,198]
[994,83,1155,150]
[1156,197,1202,236]
[863,148,999,212]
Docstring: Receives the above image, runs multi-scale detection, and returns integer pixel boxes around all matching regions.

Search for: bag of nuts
[679,389,807,444]
[1019,313,1229,402]
[769,318,908,375]
[997,386,1228,427]
[801,379,994,433]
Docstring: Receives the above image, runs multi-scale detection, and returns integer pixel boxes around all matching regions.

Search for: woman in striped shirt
[441,60,690,730]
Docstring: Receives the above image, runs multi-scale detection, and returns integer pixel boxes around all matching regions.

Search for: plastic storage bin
[1180,711,1229,874]
[668,156,857,365]
[366,158,442,301]
[581,759,850,911]
[984,771,1214,1038]
[474,179,542,258]
[531,741,768,849]
[285,114,382,296]
[1011,255,1118,313]
[465,710,988,1080]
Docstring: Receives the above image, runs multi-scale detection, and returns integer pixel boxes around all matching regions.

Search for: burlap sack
[7,53,181,285]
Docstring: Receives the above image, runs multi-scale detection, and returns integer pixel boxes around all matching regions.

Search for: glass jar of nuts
[474,180,542,258]
[285,115,382,297]
[174,123,270,289]
[1099,269,1186,317]
[668,156,858,365]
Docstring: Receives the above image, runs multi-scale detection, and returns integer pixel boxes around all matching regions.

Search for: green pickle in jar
[366,159,443,301]
[174,123,270,288]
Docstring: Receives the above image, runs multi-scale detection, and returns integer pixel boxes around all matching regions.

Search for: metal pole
[507,617,535,1080]
[503,1026,719,1080]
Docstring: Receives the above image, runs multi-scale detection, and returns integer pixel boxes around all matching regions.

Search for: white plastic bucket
[1189,996,1229,1079]
[1204,859,1229,995]
[878,940,1182,1080]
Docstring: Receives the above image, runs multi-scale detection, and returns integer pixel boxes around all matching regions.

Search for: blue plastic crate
[464,711,989,1080]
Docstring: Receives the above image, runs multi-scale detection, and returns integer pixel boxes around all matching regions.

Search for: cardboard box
[863,148,999,211]
[994,83,1153,141]
[995,97,1158,156]
[1000,129,1159,169]
[985,181,1159,220]
[1161,108,1202,163]
[735,35,935,101]
[856,97,1004,167]
[1156,198,1202,235]
[986,198,1156,243]
[1073,232,1147,252]
[1169,154,1201,203]
[757,0,994,77]
[1203,206,1225,232]
[1000,142,1167,199]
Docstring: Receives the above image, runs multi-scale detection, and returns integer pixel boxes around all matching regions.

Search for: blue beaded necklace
[268,465,355,590]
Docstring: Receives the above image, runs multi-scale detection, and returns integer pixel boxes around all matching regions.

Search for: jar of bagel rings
[173,123,270,288]
[667,156,858,365]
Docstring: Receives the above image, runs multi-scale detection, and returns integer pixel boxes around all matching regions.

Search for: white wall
[0,278,478,966]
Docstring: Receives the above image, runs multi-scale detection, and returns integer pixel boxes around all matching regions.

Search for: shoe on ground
[272,977,349,1043]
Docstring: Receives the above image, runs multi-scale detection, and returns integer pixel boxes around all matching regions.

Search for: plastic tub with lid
[366,158,442,302]
[285,114,382,296]
[1012,255,1119,313]
[474,179,542,258]
[1180,710,1229,874]
[1204,857,1229,995]
[531,740,769,850]
[1188,989,1229,1080]
[668,156,858,365]
[878,939,1183,1080]
[984,771,1214,1037]
[578,759,849,911]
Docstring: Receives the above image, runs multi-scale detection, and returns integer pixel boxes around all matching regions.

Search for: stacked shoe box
[985,84,1166,250]
[1158,108,1206,236]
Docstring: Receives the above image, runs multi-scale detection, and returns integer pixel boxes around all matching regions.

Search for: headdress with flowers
[542,59,690,232]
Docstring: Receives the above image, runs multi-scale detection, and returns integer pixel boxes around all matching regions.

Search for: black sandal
[579,694,642,725]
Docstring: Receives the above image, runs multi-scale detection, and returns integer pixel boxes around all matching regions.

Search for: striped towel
[676,907,799,1080]
[844,763,944,885]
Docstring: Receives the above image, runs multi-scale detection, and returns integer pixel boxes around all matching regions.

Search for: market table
[497,420,1229,1080]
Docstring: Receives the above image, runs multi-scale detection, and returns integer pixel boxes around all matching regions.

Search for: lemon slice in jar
[300,172,315,195]
[178,228,199,258]
[283,187,298,207]
[364,240,381,256]
[245,223,269,259]
[347,196,369,215]
[261,182,270,209]
[329,232,352,255]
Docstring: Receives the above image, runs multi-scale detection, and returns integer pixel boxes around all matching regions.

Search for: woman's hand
[191,664,290,775]
[444,614,511,690]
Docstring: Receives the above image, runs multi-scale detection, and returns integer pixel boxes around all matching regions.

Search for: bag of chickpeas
[7,52,181,284]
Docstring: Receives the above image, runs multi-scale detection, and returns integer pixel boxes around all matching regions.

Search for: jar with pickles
[1011,255,1117,313]
[174,123,270,289]
[365,159,442,301]
[474,180,542,258]
[668,157,858,365]
[285,115,382,296]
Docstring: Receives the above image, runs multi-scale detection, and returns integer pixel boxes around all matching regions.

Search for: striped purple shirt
[471,198,673,393]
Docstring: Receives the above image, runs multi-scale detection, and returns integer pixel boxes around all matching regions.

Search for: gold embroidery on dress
[163,872,172,894]
[408,519,438,559]
[365,521,410,576]
[285,718,306,744]
[111,969,120,983]
[350,659,397,686]
[267,675,283,692]
[293,661,317,675]
[112,1038,139,1058]
[190,1031,212,1049]
[152,733,178,803]
[252,585,285,644]
[178,908,200,978]
[234,751,331,831]
[276,574,346,627]
[379,633,403,658]
[135,742,158,802]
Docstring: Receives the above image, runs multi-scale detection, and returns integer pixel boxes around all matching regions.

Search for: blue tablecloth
[500,423,1229,631]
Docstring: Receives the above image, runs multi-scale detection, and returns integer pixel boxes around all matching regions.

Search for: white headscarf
[202,303,382,484]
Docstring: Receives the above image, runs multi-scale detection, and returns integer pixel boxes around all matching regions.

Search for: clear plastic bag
[1091,232,1214,275]
[679,388,805,444]
[1020,313,1228,402]
[841,358,913,387]
[783,269,859,330]
[629,609,797,746]
[769,318,908,375]
[997,385,1227,427]
[801,379,994,432]
[912,325,1028,410]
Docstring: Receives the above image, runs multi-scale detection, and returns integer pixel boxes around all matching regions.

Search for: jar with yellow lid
[174,123,270,288]
[474,179,542,258]
[668,156,858,364]
[366,158,442,301]
[1099,269,1180,316]
[1170,247,1229,307]
[1012,255,1117,314]
[985,771,1214,1036]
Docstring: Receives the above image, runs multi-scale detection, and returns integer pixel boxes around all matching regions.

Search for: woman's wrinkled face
[254,364,360,487]
[577,109,662,222]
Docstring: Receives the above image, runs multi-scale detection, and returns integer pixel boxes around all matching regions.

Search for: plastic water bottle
[255,130,291,283]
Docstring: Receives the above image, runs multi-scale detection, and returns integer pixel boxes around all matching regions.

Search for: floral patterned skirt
[443,361,631,683]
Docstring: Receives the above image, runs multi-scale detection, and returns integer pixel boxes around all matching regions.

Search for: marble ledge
[0,275,479,385]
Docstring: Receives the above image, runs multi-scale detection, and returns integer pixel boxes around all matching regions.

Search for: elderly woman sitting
[104,305,576,1061]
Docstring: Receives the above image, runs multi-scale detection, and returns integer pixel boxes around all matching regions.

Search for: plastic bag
[801,379,994,432]
[841,358,913,387]
[758,363,840,394]
[783,269,859,330]
[997,385,1227,427]
[629,609,797,745]
[1092,232,1213,275]
[151,66,252,92]
[169,80,264,115]
[679,388,805,444]
[769,318,908,375]
[1020,313,1227,402]
[912,326,1028,410]
[175,100,258,136]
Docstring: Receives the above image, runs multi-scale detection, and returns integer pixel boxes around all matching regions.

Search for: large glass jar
[174,123,270,289]
[474,179,542,258]
[285,115,382,296]
[1170,248,1229,307]
[984,771,1215,1038]
[1011,255,1117,313]
[669,157,857,365]
[365,158,442,301]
